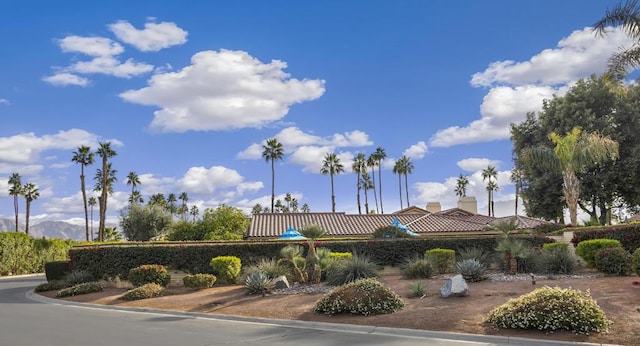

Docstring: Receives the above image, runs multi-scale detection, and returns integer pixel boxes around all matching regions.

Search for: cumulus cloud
[108,20,188,52]
[120,50,326,132]
[289,145,337,173]
[457,158,502,172]
[236,143,263,160]
[430,27,635,148]
[403,141,428,159]
[58,36,125,57]
[179,166,244,194]
[42,73,89,87]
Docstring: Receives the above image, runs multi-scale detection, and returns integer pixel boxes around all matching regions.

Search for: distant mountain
[0,218,108,241]
[0,218,22,232]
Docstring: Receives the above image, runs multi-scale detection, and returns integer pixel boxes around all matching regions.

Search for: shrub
[210,256,242,284]
[537,245,576,275]
[408,281,427,298]
[120,205,172,241]
[329,252,352,260]
[325,254,379,286]
[55,282,103,297]
[183,274,217,288]
[456,259,486,282]
[571,224,640,253]
[425,248,455,274]
[121,283,165,300]
[372,226,412,239]
[128,265,171,287]
[63,270,95,286]
[484,286,610,334]
[531,223,566,234]
[44,261,71,282]
[457,247,494,267]
[244,271,273,295]
[34,280,69,293]
[244,258,292,282]
[633,247,640,276]
[542,242,569,252]
[575,239,622,267]
[402,256,433,279]
[314,278,404,316]
[594,247,632,276]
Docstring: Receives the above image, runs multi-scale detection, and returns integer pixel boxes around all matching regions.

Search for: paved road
[0,276,597,346]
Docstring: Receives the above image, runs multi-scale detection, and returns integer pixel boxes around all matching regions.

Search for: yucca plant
[245,271,273,295]
[277,244,308,283]
[299,223,327,284]
[408,281,427,298]
[456,259,487,282]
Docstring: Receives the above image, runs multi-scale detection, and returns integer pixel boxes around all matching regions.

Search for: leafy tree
[148,193,166,207]
[126,171,141,205]
[372,147,387,213]
[22,183,39,235]
[320,152,344,212]
[594,0,640,79]
[482,165,498,216]
[199,204,249,240]
[352,153,366,214]
[262,138,284,213]
[72,145,94,241]
[119,205,172,241]
[454,174,469,198]
[96,142,117,241]
[8,173,22,232]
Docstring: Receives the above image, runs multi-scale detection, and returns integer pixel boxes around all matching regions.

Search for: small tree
[487,218,529,275]
[299,223,327,284]
[119,205,171,241]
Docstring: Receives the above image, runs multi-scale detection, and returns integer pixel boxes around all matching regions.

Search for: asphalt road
[0,275,596,346]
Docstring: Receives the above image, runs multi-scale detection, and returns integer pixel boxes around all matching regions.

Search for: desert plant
[424,248,455,274]
[408,281,427,298]
[210,256,242,284]
[63,270,96,286]
[537,245,576,275]
[457,247,494,267]
[55,282,103,297]
[594,247,632,276]
[496,238,531,275]
[121,283,165,300]
[633,247,640,276]
[325,254,379,286]
[128,264,171,287]
[245,271,273,295]
[182,274,217,288]
[314,278,404,316]
[456,259,487,282]
[484,286,610,334]
[34,280,69,292]
[575,239,622,267]
[243,258,290,281]
[401,256,433,279]
[299,223,328,284]
[277,245,308,283]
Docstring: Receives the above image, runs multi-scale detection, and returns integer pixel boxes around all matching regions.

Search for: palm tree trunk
[271,159,275,213]
[514,182,519,216]
[378,166,384,214]
[25,200,30,235]
[90,205,94,241]
[364,188,369,214]
[397,174,403,210]
[371,167,379,213]
[404,173,410,207]
[563,170,580,226]
[13,195,18,232]
[81,166,89,241]
[330,174,336,213]
[356,172,361,214]
[487,190,491,216]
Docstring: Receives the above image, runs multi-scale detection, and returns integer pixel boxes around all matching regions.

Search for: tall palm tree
[262,138,284,213]
[367,154,379,213]
[352,153,366,214]
[301,203,310,213]
[487,180,499,217]
[523,127,619,226]
[402,156,414,207]
[320,152,344,213]
[126,171,141,205]
[148,193,166,207]
[129,191,144,205]
[179,192,189,221]
[96,142,117,241]
[189,205,199,222]
[594,0,640,79]
[167,193,178,219]
[454,174,469,199]
[392,158,404,209]
[360,170,374,214]
[72,145,94,241]
[482,165,498,216]
[372,147,387,214]
[510,167,523,216]
[8,173,22,232]
[22,183,39,235]
[88,196,97,241]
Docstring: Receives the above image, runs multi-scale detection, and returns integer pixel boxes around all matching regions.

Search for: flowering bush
[55,282,103,297]
[183,274,217,288]
[128,264,171,287]
[575,239,622,267]
[121,283,165,300]
[484,286,610,334]
[314,278,404,316]
[595,247,632,276]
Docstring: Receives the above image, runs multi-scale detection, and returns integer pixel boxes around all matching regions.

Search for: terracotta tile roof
[493,215,552,229]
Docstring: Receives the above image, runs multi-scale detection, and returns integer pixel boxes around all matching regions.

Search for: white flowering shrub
[484,286,610,334]
[314,278,404,316]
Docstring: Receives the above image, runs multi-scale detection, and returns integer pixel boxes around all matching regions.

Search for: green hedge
[69,236,554,279]
[570,224,640,253]
[0,233,74,276]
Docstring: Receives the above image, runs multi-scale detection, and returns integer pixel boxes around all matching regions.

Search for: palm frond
[594,0,640,39]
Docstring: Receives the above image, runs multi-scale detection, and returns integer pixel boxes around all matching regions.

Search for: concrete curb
[26,289,616,346]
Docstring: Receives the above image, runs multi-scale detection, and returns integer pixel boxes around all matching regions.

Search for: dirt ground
[41,271,640,345]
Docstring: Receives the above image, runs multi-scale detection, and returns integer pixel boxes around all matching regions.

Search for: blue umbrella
[391,217,419,237]
[279,225,307,240]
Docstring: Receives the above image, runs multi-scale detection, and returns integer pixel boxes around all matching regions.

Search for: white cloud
[0,98,9,105]
[289,145,335,173]
[179,166,244,194]
[68,56,153,78]
[236,143,263,160]
[403,141,428,159]
[430,27,635,148]
[457,158,501,172]
[120,49,326,132]
[276,127,323,148]
[108,20,188,52]
[43,73,89,87]
[328,130,372,147]
[58,36,125,57]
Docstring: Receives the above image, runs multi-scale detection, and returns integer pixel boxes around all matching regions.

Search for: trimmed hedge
[45,261,71,282]
[571,224,640,253]
[0,233,74,276]
[575,239,622,268]
[69,236,554,279]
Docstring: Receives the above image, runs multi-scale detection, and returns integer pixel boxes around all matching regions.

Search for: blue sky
[0,0,632,226]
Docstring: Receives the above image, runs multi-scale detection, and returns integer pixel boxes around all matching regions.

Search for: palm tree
[367,154,379,213]
[454,174,469,199]
[372,147,387,213]
[392,158,404,209]
[360,170,374,214]
[88,196,97,241]
[262,138,284,213]
[148,193,166,207]
[401,155,414,207]
[126,171,141,205]
[487,218,528,275]
[510,168,523,216]
[8,173,22,232]
[482,165,498,217]
[301,203,311,213]
[96,142,117,241]
[167,193,178,219]
[22,183,39,235]
[352,153,366,214]
[189,205,199,222]
[179,192,188,221]
[523,127,619,226]
[129,191,144,205]
[72,145,94,241]
[320,152,344,213]
[487,180,499,217]
[299,223,327,284]
[594,0,640,79]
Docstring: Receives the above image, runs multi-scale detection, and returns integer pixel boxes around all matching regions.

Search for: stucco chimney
[458,196,478,214]
[425,202,441,213]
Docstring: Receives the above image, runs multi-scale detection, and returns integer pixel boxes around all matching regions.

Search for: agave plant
[245,271,273,295]
[456,259,487,282]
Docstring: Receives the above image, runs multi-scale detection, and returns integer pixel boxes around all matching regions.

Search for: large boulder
[273,275,290,289]
[440,274,469,298]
